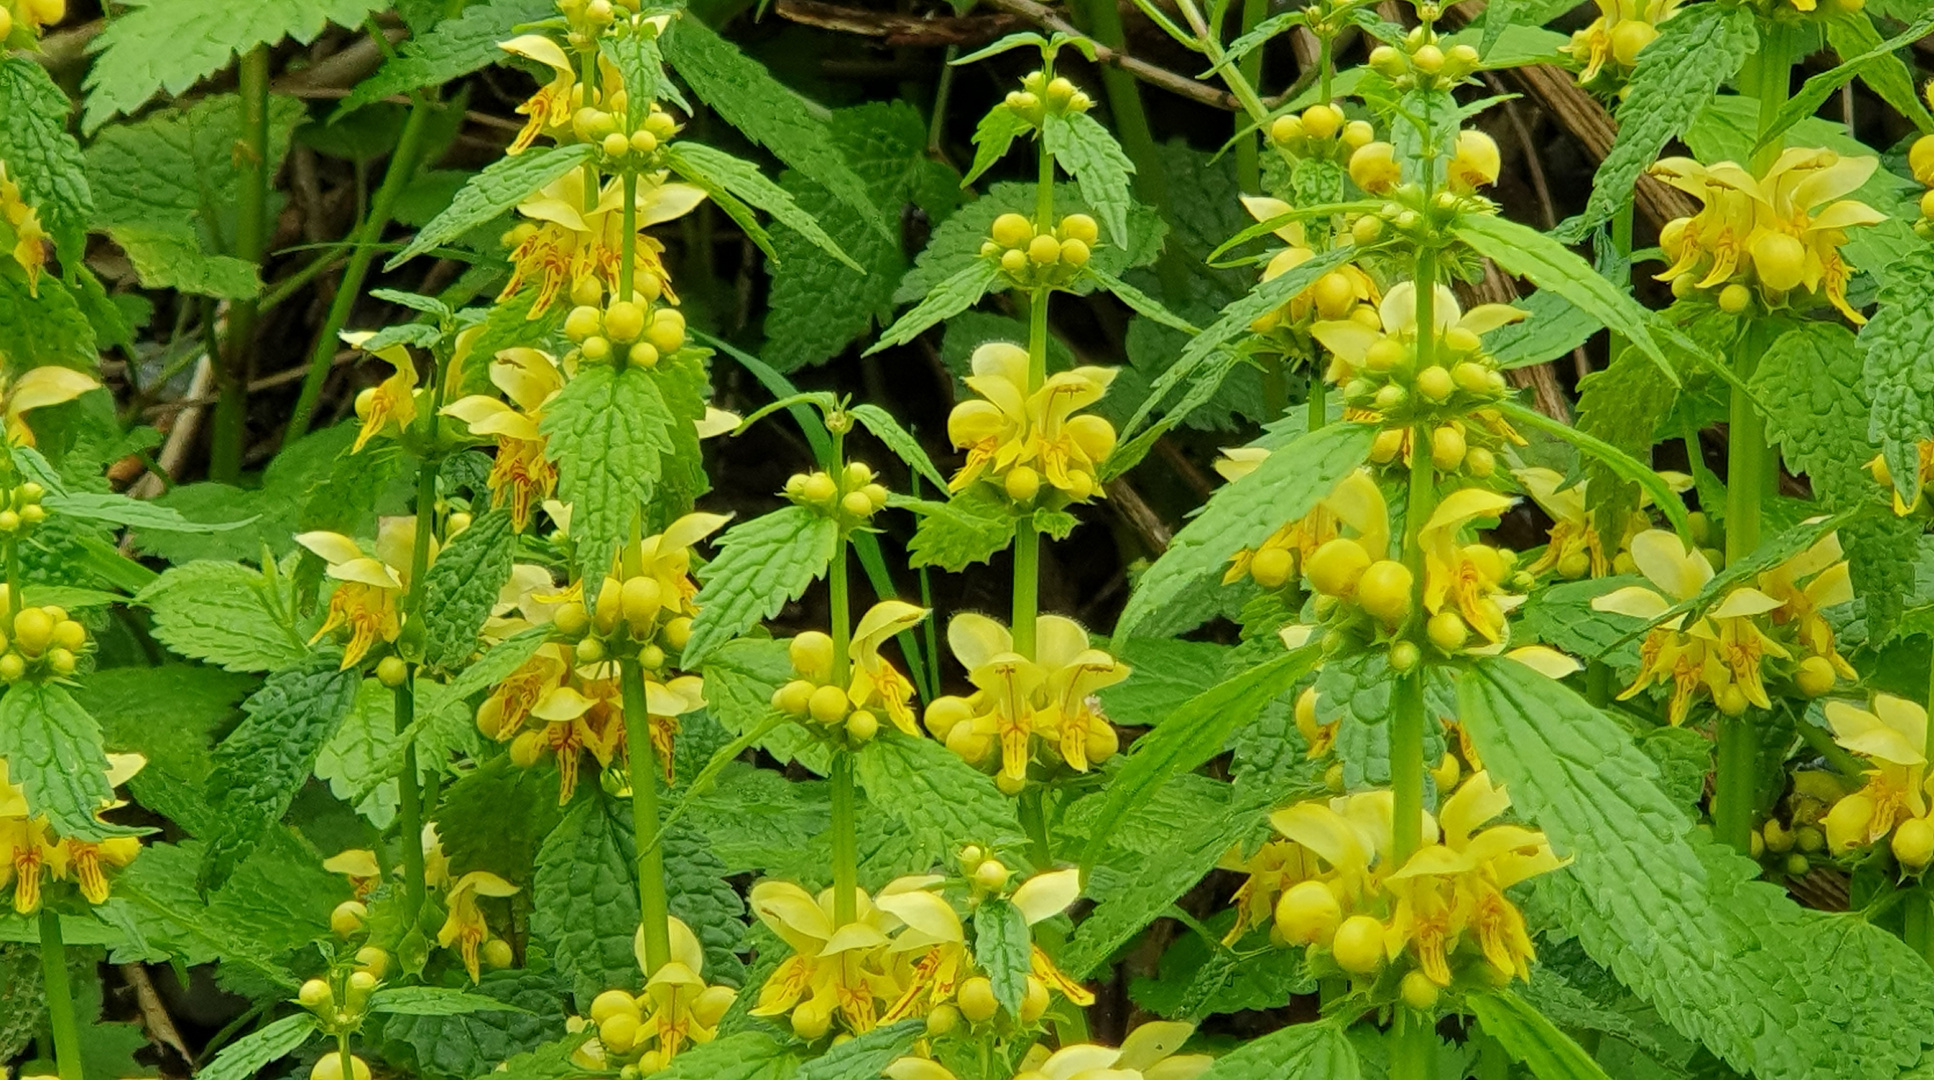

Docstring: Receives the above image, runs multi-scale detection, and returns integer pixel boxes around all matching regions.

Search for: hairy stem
[1014,287,1051,658]
[213,46,271,482]
[1715,320,1771,855]
[40,909,81,1080]
[621,656,673,970]
[337,1028,355,1080]
[1390,1002,1434,1080]
[1234,0,1267,193]
[830,749,860,922]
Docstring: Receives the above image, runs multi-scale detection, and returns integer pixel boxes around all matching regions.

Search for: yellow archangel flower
[499,35,620,153]
[1593,530,1787,723]
[1870,442,1934,515]
[749,875,945,1037]
[438,870,519,981]
[1563,0,1682,85]
[580,917,737,1069]
[608,511,731,626]
[501,168,705,316]
[1822,694,1934,855]
[0,366,100,447]
[847,601,930,736]
[1237,196,1379,336]
[0,755,144,913]
[1756,529,1856,685]
[1420,486,1523,647]
[946,343,1118,503]
[1515,467,1609,579]
[1216,448,1344,590]
[298,520,432,668]
[1651,149,1885,323]
[924,613,1128,790]
[444,348,564,531]
[322,848,383,898]
[887,1021,1212,1080]
[526,672,705,799]
[344,332,420,453]
[1312,281,1524,390]
[0,162,49,294]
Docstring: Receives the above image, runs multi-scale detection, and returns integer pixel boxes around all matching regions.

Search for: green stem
[213,45,271,482]
[830,750,859,923]
[1069,0,1185,295]
[287,99,438,441]
[1176,0,1270,125]
[620,171,638,301]
[1715,320,1772,855]
[39,909,81,1080]
[1915,637,1934,963]
[621,656,673,971]
[1318,31,1333,105]
[1390,1001,1434,1080]
[1262,353,1287,420]
[1019,786,1054,867]
[1746,25,1795,173]
[1306,371,1325,432]
[1013,286,1050,658]
[337,1029,355,1080]
[1234,0,1267,194]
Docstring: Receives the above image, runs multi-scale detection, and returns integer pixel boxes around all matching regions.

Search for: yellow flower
[590,916,737,1069]
[945,342,1118,501]
[498,35,619,153]
[1238,196,1378,333]
[298,520,430,668]
[501,169,704,315]
[1216,837,1321,942]
[947,343,1030,492]
[1869,442,1934,514]
[444,348,565,531]
[876,880,967,1023]
[846,600,930,736]
[886,1021,1210,1080]
[322,848,382,898]
[1515,467,1608,579]
[1419,487,1520,645]
[1652,149,1885,323]
[1034,618,1129,773]
[1,366,101,446]
[1447,130,1501,194]
[1564,0,1682,85]
[1311,281,1524,388]
[1757,530,1856,683]
[1823,695,1933,854]
[437,870,519,981]
[1009,868,1095,1007]
[749,876,941,1035]
[344,332,419,453]
[0,754,144,912]
[0,163,49,294]
[519,677,625,804]
[477,642,572,742]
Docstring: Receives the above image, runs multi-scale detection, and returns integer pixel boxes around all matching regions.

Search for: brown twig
[121,965,193,1066]
[977,0,1243,111]
[775,0,1027,46]
[1105,478,1173,555]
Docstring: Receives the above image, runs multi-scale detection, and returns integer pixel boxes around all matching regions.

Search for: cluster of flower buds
[1368,28,1482,91]
[0,0,63,42]
[0,601,89,682]
[581,103,680,168]
[564,287,686,370]
[1268,103,1375,162]
[784,462,890,528]
[1755,771,1841,879]
[770,601,930,748]
[1347,129,1500,198]
[554,577,694,673]
[558,0,651,47]
[981,212,1097,289]
[1004,70,1092,125]
[0,481,48,537]
[578,921,737,1077]
[773,632,879,743]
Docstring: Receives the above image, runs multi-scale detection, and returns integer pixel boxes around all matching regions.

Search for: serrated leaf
[420,508,517,669]
[0,683,120,841]
[1750,321,1872,506]
[83,0,386,131]
[1191,1020,1360,1080]
[602,29,686,124]
[1761,9,1934,149]
[449,625,555,701]
[1041,111,1135,245]
[855,730,1025,858]
[0,57,93,264]
[1080,647,1317,868]
[316,679,404,826]
[532,794,644,1008]
[1863,246,1934,506]
[1562,2,1757,240]
[540,364,677,597]
[335,0,556,118]
[1469,989,1615,1080]
[1085,266,1197,333]
[1489,288,1600,370]
[664,142,860,270]
[107,227,261,299]
[700,638,830,772]
[1114,422,1373,641]
[437,753,566,886]
[194,1014,317,1080]
[382,969,570,1080]
[48,491,252,533]
[684,506,837,667]
[0,267,96,372]
[964,104,1033,186]
[974,898,1031,1018]
[389,144,596,268]
[1460,660,1934,1080]
[369,987,532,1016]
[472,1032,600,1080]
[138,560,310,673]
[199,654,361,890]
[849,403,949,491]
[651,1032,789,1080]
[897,485,1019,572]
[794,1020,923,1080]
[661,816,749,988]
[660,17,878,227]
[867,259,1001,354]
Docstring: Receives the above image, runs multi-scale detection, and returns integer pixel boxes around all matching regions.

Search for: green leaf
[437,753,567,886]
[1121,246,1356,437]
[1085,266,1198,334]
[897,485,1020,571]
[0,683,120,841]
[467,1033,600,1080]
[1041,110,1135,244]
[1190,1020,1360,1080]
[1862,246,1934,506]
[1113,422,1374,642]
[389,144,596,268]
[138,560,311,673]
[194,1014,318,1080]
[794,1020,923,1080]
[664,142,860,270]
[974,898,1031,1018]
[1460,660,1934,1080]
[866,259,1001,354]
[0,267,98,372]
[540,364,678,598]
[1561,1,1758,239]
[83,0,386,131]
[651,1032,790,1080]
[1750,321,1873,506]
[660,17,879,226]
[0,57,93,264]
[850,403,950,491]
[1079,647,1317,869]
[420,507,517,670]
[1488,288,1600,371]
[1469,989,1615,1080]
[316,679,405,825]
[47,491,252,533]
[382,969,570,1080]
[1760,9,1934,149]
[1493,400,1695,541]
[701,637,830,772]
[369,987,532,1016]
[335,0,556,118]
[855,730,1026,859]
[963,103,1033,186]
[532,794,643,1008]
[603,29,685,123]
[199,654,361,890]
[106,227,261,299]
[1452,213,1684,382]
[685,506,837,667]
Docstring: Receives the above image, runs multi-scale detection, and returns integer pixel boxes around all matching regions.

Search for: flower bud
[1369,44,1404,76]
[331,900,367,938]
[1415,365,1454,402]
[1004,465,1041,502]
[1411,44,1445,74]
[1356,560,1414,623]
[1306,539,1373,597]
[1330,915,1385,974]
[1400,970,1441,1010]
[1275,880,1341,945]
[1610,20,1658,67]
[1750,230,1807,292]
[628,342,659,368]
[1060,238,1091,267]
[1020,976,1050,1022]
[1794,656,1835,697]
[774,679,816,715]
[1027,234,1062,265]
[1430,425,1466,471]
[957,976,999,1022]
[1001,249,1029,275]
[647,308,687,353]
[791,631,835,678]
[1896,817,1934,871]
[845,709,878,742]
[604,301,645,342]
[808,684,850,724]
[376,656,409,688]
[298,979,334,1011]
[1301,103,1342,140]
[601,132,630,158]
[630,130,659,155]
[991,213,1034,248]
[1348,142,1401,194]
[1249,546,1292,589]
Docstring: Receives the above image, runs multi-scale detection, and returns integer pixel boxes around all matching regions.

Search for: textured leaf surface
[420,508,517,669]
[1863,246,1934,505]
[867,259,1000,353]
[963,103,1032,186]
[1460,660,1934,1080]
[1469,989,1614,1080]
[899,486,1020,571]
[850,403,949,491]
[532,795,644,1008]
[370,987,532,1016]
[975,898,1031,1018]
[1563,2,1758,238]
[685,506,837,667]
[139,560,310,673]
[1191,1020,1360,1080]
[665,142,858,269]
[0,57,93,263]
[1114,422,1372,641]
[337,0,555,116]
[1751,321,1872,506]
[389,144,595,267]
[383,969,570,1080]
[855,731,1025,858]
[652,1032,789,1080]
[0,683,119,841]
[794,1020,922,1080]
[84,0,385,130]
[200,654,360,889]
[1042,111,1135,244]
[541,364,677,597]
[195,1014,317,1080]
[108,228,261,298]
